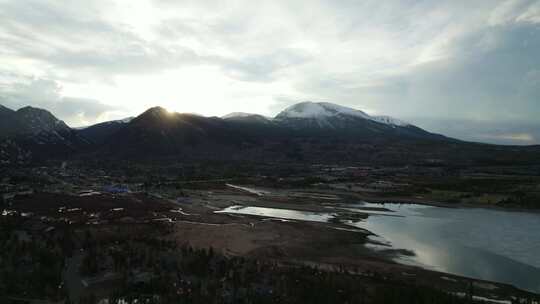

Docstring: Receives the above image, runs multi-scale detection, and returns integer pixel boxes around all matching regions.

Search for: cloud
[219,49,312,82]
[485,133,535,142]
[0,0,210,83]
[294,5,540,125]
[0,0,313,89]
[0,74,119,127]
[410,117,540,145]
[0,0,539,143]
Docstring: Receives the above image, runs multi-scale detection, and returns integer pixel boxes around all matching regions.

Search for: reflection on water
[350,203,540,293]
[217,203,540,292]
[216,205,335,222]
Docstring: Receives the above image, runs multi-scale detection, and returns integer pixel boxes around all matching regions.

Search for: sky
[0,0,539,145]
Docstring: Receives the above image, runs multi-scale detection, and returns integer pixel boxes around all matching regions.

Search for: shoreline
[349,193,540,213]
[197,187,540,296]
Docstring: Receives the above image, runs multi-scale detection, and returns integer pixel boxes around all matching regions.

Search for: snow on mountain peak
[275,101,409,127]
[222,112,257,119]
[120,117,134,123]
[370,115,410,127]
[276,101,371,120]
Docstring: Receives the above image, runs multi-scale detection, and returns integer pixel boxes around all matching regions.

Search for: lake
[217,203,540,292]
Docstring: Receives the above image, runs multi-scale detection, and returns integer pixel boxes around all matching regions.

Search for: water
[217,203,540,292]
[216,205,335,222]
[349,203,540,293]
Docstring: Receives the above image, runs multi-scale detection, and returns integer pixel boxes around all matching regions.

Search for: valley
[2,102,540,303]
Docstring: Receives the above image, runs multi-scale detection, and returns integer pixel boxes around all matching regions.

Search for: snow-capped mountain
[276,102,372,120]
[274,101,409,128]
[270,101,443,141]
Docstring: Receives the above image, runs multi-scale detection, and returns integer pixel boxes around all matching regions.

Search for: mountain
[15,106,71,134]
[222,112,273,124]
[274,101,443,140]
[0,105,24,137]
[0,105,88,164]
[0,106,71,138]
[78,117,133,144]
[223,112,257,119]
[275,101,409,128]
[7,101,539,166]
[84,102,449,161]
[1,102,450,164]
[221,102,423,134]
[97,107,258,158]
[276,102,373,122]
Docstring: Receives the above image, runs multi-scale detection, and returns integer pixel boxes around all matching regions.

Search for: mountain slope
[99,107,254,157]
[90,102,450,161]
[0,105,25,138]
[273,101,444,141]
[276,102,373,121]
[0,104,88,164]
[15,106,71,134]
[223,112,273,125]
[0,101,471,164]
[78,117,133,144]
[0,105,72,138]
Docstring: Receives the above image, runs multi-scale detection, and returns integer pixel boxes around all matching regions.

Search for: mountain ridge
[81,101,451,161]
[3,101,540,166]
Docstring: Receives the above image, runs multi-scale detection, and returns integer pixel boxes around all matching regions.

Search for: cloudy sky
[0,0,539,145]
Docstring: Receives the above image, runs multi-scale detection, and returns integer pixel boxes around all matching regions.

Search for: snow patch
[453,292,512,304]
[77,117,134,130]
[277,101,371,120]
[120,117,134,123]
[371,115,410,127]
[223,112,257,119]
